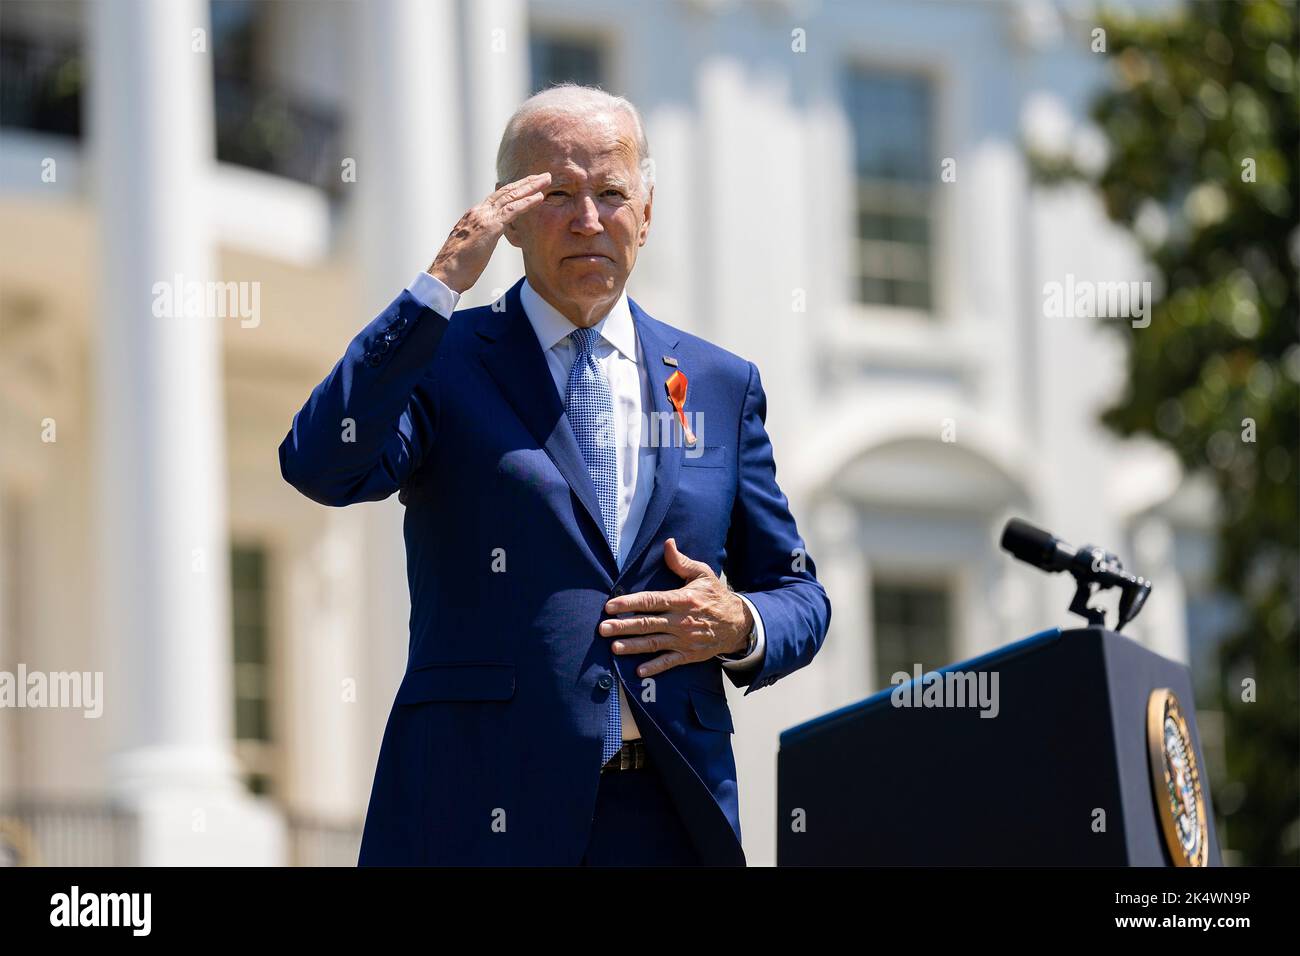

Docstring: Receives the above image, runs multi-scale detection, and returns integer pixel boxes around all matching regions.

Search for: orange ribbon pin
[665,369,697,446]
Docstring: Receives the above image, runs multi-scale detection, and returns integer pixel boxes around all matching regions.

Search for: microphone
[1000,517,1076,573]
[999,517,1153,632]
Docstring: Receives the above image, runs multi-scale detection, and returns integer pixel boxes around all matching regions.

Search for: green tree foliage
[1031,1,1298,865]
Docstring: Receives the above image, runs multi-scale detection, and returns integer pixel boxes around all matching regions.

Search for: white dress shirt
[406,271,766,741]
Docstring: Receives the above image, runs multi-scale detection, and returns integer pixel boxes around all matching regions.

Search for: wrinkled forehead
[517,111,640,180]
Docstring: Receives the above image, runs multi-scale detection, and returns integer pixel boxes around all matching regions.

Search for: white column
[282,511,368,819]
[810,497,871,704]
[458,0,528,306]
[91,0,281,864]
[695,57,816,446]
[352,0,465,753]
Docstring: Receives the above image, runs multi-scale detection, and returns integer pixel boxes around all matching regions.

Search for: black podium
[777,626,1221,865]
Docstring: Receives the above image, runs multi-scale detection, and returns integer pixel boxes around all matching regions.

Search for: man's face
[502,111,652,326]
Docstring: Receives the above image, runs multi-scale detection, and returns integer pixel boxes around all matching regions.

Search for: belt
[601,738,649,772]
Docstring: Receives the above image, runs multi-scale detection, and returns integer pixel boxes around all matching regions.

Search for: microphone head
[1000,517,1059,569]
[1118,577,1153,629]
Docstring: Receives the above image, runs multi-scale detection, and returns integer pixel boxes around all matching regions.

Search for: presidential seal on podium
[1147,688,1209,867]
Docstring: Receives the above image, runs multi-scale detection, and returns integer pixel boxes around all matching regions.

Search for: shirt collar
[520,276,637,362]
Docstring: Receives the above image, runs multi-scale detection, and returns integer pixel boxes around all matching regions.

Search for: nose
[570,194,603,235]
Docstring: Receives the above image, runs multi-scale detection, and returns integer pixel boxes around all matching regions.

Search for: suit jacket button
[597,674,613,690]
[611,586,625,597]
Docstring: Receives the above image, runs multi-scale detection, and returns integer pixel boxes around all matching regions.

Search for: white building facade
[0,0,1221,867]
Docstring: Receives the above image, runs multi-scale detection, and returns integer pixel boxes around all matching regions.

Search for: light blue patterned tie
[564,325,622,766]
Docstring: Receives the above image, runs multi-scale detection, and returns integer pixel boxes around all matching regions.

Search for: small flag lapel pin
[664,368,697,446]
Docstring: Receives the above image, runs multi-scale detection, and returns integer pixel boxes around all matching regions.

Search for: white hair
[495,83,654,198]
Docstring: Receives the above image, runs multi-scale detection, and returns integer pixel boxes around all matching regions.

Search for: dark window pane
[845,69,932,182]
[529,34,603,92]
[872,580,952,689]
[230,545,272,760]
[235,695,268,743]
[858,211,891,241]
[894,280,932,311]
[858,275,888,305]
[846,66,935,309]
[893,215,930,245]
[209,1,343,193]
[0,29,83,136]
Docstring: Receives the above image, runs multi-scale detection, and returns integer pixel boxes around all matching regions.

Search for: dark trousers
[579,761,703,866]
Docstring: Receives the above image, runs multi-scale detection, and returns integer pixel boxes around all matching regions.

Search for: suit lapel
[615,298,683,585]
[477,278,616,575]
[475,277,685,584]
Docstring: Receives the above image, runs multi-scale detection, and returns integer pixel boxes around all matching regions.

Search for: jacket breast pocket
[396,662,516,704]
[681,444,728,468]
[688,686,735,733]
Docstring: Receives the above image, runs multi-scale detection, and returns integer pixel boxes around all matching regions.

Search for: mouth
[563,254,612,261]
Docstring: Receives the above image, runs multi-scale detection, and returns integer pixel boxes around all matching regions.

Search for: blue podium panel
[777,627,1221,866]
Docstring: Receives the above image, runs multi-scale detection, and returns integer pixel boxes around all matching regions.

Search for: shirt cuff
[406,269,462,318]
[718,594,766,670]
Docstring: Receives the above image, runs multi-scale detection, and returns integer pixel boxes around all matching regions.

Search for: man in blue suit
[278,84,831,866]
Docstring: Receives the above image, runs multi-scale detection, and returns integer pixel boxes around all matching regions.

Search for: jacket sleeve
[278,289,450,507]
[720,361,832,696]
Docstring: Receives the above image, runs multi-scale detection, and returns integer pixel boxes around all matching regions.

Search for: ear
[638,185,653,246]
[504,217,525,249]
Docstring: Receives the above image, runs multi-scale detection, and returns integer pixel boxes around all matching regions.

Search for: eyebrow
[547,177,631,190]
